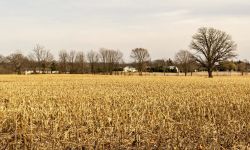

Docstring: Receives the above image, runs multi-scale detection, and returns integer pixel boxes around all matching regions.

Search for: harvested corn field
[0,75,249,149]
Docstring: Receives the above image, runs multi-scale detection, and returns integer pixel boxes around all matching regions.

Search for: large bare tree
[174,50,195,76]
[130,48,150,75]
[190,27,237,78]
[7,51,28,74]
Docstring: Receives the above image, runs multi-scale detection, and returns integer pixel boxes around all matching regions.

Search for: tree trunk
[184,72,187,76]
[17,70,21,75]
[91,64,94,74]
[208,69,213,78]
[34,67,37,74]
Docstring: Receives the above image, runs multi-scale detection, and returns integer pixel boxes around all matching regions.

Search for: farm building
[167,66,179,72]
[25,70,59,75]
[123,66,137,72]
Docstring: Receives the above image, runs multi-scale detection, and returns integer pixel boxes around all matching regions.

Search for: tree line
[0,27,249,77]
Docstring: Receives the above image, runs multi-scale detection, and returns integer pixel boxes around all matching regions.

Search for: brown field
[0,75,249,149]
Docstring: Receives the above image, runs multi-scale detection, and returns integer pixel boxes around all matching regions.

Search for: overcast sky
[0,0,250,61]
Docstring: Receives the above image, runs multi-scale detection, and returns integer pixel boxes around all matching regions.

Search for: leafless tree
[75,51,85,74]
[68,50,76,74]
[87,50,99,74]
[130,48,150,75]
[0,55,6,73]
[7,51,27,74]
[58,50,69,73]
[99,48,123,75]
[99,48,109,74]
[26,54,35,72]
[0,55,4,63]
[175,50,195,76]
[0,55,13,74]
[41,50,54,73]
[31,44,54,73]
[190,27,237,78]
[107,50,123,75]
[50,60,57,73]
[31,44,45,72]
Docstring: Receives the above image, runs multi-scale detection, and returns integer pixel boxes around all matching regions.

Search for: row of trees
[0,47,148,75]
[0,27,249,77]
[0,48,248,75]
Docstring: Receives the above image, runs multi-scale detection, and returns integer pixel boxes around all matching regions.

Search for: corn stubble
[0,75,249,149]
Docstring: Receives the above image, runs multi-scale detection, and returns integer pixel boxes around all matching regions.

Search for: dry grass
[0,75,249,149]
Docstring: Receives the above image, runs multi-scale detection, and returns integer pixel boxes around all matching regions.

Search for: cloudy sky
[0,0,250,61]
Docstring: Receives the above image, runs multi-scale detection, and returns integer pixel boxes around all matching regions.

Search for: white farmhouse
[123,66,137,72]
[168,66,179,72]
